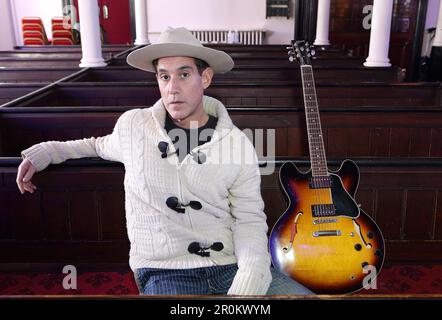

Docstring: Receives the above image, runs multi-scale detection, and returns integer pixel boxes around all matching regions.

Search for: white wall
[0,0,16,50]
[146,0,295,44]
[425,0,441,28]
[422,0,441,56]
[10,0,63,45]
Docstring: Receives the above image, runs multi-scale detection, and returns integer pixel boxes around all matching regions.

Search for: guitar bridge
[313,230,342,237]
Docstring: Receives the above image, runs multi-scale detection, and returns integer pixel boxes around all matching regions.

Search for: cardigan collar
[151,95,234,144]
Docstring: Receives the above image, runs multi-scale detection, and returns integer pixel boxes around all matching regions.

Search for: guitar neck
[300,65,328,176]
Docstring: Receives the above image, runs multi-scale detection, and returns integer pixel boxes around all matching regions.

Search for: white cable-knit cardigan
[21,96,272,295]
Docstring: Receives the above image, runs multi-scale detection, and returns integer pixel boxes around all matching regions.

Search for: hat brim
[127,43,234,74]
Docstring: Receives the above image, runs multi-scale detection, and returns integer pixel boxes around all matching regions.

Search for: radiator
[191,30,265,45]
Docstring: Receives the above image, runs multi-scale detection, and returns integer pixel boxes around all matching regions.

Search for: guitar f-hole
[283,211,303,253]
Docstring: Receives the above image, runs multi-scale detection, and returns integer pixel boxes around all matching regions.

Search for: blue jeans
[133,264,314,295]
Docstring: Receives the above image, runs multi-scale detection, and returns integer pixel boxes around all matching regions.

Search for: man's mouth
[170,101,184,105]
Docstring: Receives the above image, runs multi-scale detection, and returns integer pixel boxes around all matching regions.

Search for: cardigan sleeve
[227,134,272,295]
[21,111,130,172]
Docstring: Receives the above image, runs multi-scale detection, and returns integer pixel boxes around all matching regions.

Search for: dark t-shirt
[165,113,218,162]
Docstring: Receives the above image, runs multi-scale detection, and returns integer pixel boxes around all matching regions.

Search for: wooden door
[98,0,132,44]
[73,0,132,44]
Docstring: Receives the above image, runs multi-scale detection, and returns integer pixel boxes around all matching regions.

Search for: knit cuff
[21,144,51,172]
[227,267,272,296]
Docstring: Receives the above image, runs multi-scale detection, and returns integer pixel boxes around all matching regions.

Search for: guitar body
[269,159,385,294]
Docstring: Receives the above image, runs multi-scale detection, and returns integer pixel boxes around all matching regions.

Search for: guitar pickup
[312,204,336,217]
[309,176,332,189]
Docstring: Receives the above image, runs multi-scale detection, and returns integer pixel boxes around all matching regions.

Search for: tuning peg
[288,50,294,55]
[288,56,295,62]
[311,49,316,56]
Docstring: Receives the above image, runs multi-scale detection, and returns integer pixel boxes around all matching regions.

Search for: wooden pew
[0,45,139,69]
[2,155,442,265]
[2,100,442,265]
[68,65,403,83]
[0,52,115,59]
[109,55,365,68]
[1,105,441,159]
[12,44,132,52]
[5,82,439,108]
[0,57,82,68]
[0,64,403,84]
[0,67,78,84]
[0,84,46,105]
[208,44,350,56]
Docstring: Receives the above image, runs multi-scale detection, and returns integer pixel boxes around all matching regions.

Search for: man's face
[156,56,213,125]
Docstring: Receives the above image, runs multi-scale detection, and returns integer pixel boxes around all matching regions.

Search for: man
[16,27,312,295]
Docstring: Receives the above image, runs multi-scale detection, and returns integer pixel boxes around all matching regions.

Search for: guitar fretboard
[300,65,328,177]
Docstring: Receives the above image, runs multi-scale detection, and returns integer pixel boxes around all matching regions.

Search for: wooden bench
[0,67,78,84]
[12,44,132,52]
[109,55,366,68]
[0,64,403,84]
[5,82,438,108]
[0,84,46,105]
[1,105,441,159]
[69,65,403,83]
[2,156,442,264]
[0,46,138,69]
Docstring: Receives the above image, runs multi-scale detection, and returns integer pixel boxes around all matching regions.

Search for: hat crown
[158,27,203,48]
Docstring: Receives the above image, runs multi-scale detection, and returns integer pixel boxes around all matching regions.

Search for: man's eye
[160,74,170,81]
[180,72,190,79]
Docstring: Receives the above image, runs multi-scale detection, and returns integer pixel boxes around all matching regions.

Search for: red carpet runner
[0,264,441,295]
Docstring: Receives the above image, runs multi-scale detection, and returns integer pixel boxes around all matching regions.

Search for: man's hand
[16,158,37,194]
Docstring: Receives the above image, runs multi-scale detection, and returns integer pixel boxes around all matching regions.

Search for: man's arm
[227,136,272,295]
[17,111,131,193]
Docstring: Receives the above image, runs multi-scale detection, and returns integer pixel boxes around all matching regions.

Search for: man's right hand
[16,158,37,194]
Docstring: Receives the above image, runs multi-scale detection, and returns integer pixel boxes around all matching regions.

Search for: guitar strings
[306,66,342,276]
[302,66,324,239]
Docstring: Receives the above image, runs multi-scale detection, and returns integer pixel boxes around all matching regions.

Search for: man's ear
[201,67,214,89]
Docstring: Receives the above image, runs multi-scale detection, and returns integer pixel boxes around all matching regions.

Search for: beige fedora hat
[127,27,234,74]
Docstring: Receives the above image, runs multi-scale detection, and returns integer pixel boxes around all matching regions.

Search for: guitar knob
[361,261,369,269]
[367,231,374,239]
[375,249,383,257]
[354,243,362,251]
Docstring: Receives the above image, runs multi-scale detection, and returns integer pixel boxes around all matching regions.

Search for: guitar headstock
[287,40,316,65]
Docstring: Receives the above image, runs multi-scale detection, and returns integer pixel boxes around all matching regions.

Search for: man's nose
[168,77,180,94]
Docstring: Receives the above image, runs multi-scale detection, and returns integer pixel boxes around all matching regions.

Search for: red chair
[51,17,74,45]
[23,38,45,45]
[52,23,70,31]
[22,17,44,25]
[52,38,74,45]
[22,17,48,45]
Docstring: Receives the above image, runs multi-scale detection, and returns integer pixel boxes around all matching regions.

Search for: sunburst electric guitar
[269,40,385,294]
